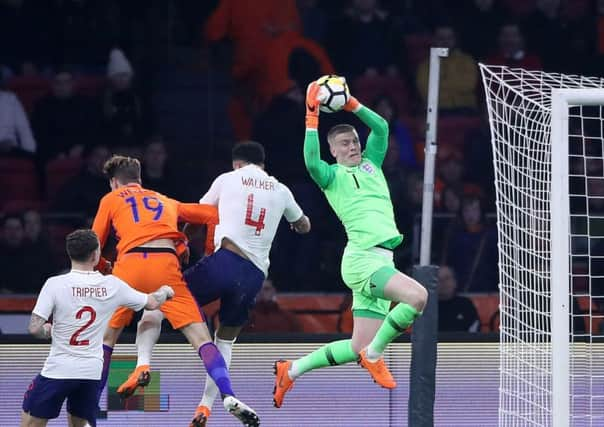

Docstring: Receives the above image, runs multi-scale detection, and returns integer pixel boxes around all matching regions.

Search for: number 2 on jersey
[245,194,266,235]
[69,306,96,346]
[125,196,164,222]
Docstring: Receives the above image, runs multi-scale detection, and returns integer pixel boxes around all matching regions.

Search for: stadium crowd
[1,0,603,334]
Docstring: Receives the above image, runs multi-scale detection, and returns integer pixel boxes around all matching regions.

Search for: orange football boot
[358,350,397,389]
[116,364,151,399]
[189,405,211,427]
[272,360,295,408]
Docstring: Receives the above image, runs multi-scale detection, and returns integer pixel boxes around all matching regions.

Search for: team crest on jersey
[360,161,375,174]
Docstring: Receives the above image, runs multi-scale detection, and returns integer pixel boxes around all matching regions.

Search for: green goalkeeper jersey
[304,106,403,250]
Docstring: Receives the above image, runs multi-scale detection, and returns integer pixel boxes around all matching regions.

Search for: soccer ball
[316,75,350,113]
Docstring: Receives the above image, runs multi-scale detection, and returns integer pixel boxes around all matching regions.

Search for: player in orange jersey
[92,155,258,426]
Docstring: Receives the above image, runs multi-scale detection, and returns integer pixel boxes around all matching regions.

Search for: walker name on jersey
[241,177,275,191]
[72,286,108,298]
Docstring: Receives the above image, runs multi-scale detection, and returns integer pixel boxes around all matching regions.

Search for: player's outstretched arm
[304,81,334,189]
[343,93,389,167]
[177,202,218,225]
[146,285,175,310]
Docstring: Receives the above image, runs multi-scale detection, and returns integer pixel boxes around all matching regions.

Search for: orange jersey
[92,183,218,255]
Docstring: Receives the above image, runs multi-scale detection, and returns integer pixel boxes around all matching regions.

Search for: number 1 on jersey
[245,194,266,235]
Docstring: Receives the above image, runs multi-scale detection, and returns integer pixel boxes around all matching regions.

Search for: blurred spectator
[0,75,36,155]
[327,0,398,79]
[486,23,542,70]
[53,144,110,218]
[244,278,301,333]
[442,194,499,292]
[437,148,465,196]
[23,209,57,273]
[32,69,101,162]
[455,0,507,60]
[0,214,52,293]
[141,136,185,200]
[441,186,462,216]
[253,84,306,184]
[297,0,327,43]
[103,48,143,146]
[205,0,302,139]
[522,0,565,72]
[463,108,496,209]
[416,24,478,114]
[438,265,480,332]
[372,95,418,170]
[263,35,335,106]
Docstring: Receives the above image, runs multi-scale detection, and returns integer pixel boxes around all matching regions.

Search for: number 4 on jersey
[245,194,266,236]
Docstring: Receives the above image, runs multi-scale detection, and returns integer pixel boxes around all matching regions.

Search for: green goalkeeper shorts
[340,246,399,319]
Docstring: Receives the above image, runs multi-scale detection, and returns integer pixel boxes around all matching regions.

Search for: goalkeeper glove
[306,81,321,129]
[343,95,361,113]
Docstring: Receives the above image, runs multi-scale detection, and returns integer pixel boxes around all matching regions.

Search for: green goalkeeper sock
[290,339,357,379]
[366,303,420,360]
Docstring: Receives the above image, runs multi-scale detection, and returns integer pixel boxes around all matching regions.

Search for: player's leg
[353,265,426,389]
[112,253,170,399]
[191,328,238,427]
[191,250,264,426]
[272,299,384,408]
[97,309,130,402]
[66,415,89,427]
[162,253,259,427]
[362,269,427,361]
[136,309,164,368]
[115,309,164,399]
[21,375,69,427]
[180,322,259,426]
[66,379,99,427]
[20,412,48,426]
[273,248,388,407]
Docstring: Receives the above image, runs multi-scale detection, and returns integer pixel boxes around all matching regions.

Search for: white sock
[288,361,301,380]
[365,346,382,362]
[199,335,235,408]
[136,310,163,367]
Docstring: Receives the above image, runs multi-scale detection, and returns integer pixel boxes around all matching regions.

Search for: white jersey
[32,270,147,380]
[200,164,304,276]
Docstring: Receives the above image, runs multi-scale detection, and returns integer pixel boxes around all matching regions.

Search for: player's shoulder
[40,271,73,292]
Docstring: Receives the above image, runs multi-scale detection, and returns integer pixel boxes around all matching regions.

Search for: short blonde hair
[327,124,358,145]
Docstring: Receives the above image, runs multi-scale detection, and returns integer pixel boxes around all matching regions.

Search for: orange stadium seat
[45,157,83,200]
[6,76,50,114]
[0,157,40,207]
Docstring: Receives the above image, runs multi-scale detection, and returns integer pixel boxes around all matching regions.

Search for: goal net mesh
[480,64,604,426]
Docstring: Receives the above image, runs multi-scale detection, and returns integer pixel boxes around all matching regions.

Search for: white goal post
[480,65,604,427]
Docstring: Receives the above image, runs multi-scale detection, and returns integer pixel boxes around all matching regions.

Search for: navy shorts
[185,248,265,326]
[22,374,99,426]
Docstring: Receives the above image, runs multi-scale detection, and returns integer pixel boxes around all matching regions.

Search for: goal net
[480,64,604,426]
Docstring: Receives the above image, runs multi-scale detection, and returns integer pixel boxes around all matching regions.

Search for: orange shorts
[109,250,203,330]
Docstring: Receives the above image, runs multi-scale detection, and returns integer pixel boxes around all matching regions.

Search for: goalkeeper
[273,79,428,408]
